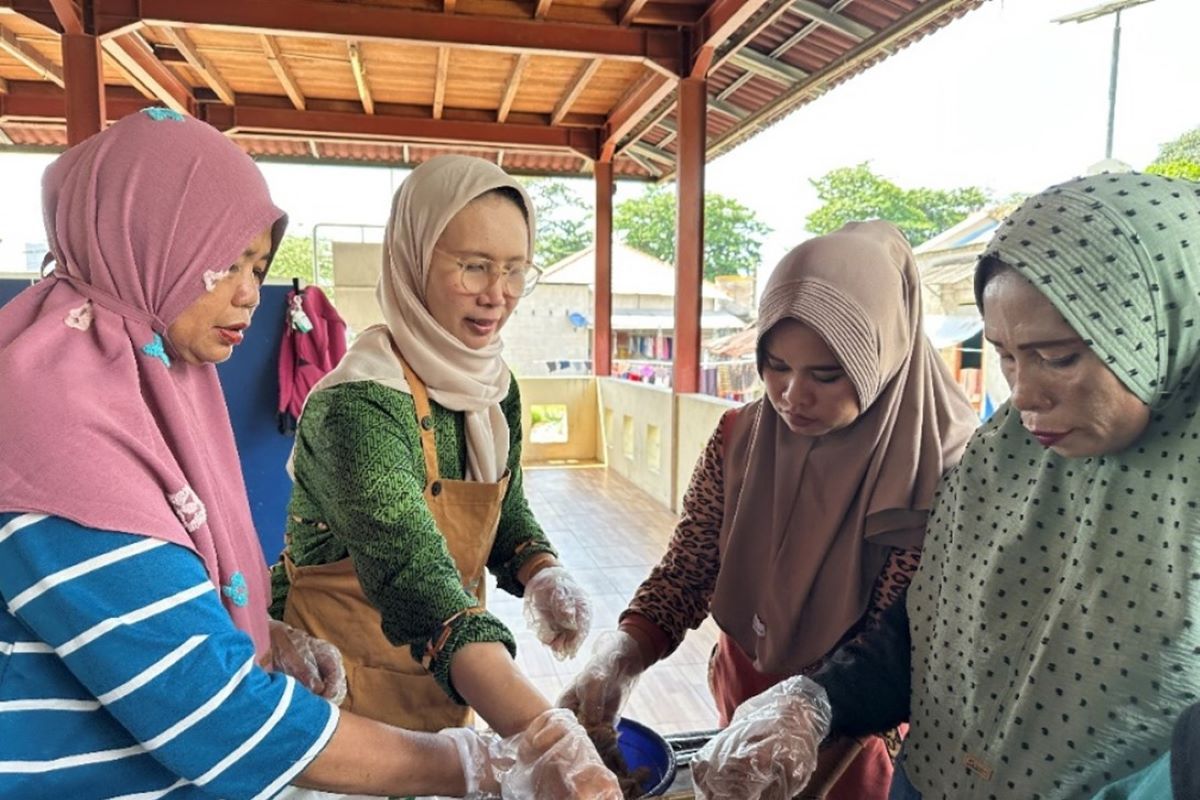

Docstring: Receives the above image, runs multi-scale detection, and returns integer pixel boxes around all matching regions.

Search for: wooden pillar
[62,33,105,145]
[673,77,705,394]
[594,159,614,376]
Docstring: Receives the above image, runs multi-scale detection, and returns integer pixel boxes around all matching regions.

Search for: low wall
[673,392,740,510]
[597,378,676,509]
[517,376,604,465]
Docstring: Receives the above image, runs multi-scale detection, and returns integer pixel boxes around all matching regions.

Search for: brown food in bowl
[586,723,654,799]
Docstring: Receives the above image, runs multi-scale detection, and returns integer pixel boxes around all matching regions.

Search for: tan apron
[283,357,510,732]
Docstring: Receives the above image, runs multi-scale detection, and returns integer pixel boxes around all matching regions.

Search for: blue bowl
[616,717,677,797]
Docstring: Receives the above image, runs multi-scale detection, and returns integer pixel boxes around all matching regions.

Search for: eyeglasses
[434,248,543,298]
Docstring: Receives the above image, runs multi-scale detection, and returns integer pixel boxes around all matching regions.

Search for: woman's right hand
[444,708,622,799]
[556,630,645,727]
[690,675,832,800]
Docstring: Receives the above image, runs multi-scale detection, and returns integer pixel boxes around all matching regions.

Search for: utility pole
[1053,0,1156,159]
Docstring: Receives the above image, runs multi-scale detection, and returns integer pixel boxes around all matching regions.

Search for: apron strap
[397,355,442,486]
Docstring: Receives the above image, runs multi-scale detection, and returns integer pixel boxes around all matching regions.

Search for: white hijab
[306,156,534,482]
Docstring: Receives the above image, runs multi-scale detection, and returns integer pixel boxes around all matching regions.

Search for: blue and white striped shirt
[0,512,337,799]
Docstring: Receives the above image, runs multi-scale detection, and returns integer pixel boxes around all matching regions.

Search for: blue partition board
[0,279,295,562]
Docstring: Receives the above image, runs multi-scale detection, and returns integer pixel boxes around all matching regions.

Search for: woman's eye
[812,372,843,384]
[463,262,490,274]
[1045,353,1080,369]
[766,361,789,373]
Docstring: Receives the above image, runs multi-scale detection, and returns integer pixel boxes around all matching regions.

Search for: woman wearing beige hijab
[560,220,978,798]
[271,155,617,794]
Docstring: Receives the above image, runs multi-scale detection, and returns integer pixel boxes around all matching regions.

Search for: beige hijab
[307,155,534,482]
[711,220,977,674]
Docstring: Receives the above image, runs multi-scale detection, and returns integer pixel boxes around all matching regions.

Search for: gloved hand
[557,630,644,728]
[690,675,832,800]
[267,619,347,705]
[523,566,592,660]
[441,709,622,800]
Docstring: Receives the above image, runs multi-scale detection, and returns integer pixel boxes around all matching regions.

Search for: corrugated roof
[542,242,728,299]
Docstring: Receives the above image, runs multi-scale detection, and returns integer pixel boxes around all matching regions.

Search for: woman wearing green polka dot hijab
[690,172,1200,800]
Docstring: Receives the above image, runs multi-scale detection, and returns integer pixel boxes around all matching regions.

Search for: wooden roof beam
[551,58,601,126]
[348,41,374,115]
[0,25,64,86]
[534,0,553,20]
[161,28,234,105]
[0,75,8,93]
[432,47,448,119]
[0,125,12,145]
[708,96,747,119]
[693,0,777,72]
[624,148,660,177]
[617,0,650,26]
[260,35,305,111]
[0,80,152,121]
[627,140,673,166]
[201,102,601,160]
[100,32,193,114]
[112,0,682,74]
[497,52,528,124]
[599,72,673,161]
[789,0,874,41]
[728,49,807,84]
[444,0,456,12]
[48,0,82,34]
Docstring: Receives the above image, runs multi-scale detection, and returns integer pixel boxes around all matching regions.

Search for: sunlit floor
[485,466,721,735]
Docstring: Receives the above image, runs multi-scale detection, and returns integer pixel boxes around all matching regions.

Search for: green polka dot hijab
[905,173,1200,800]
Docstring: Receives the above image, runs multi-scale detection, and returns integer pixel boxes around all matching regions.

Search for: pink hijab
[711,221,978,674]
[0,110,286,659]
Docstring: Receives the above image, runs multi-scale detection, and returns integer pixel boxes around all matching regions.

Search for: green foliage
[806,163,989,246]
[519,178,594,267]
[268,235,333,285]
[612,184,772,282]
[1146,126,1200,181]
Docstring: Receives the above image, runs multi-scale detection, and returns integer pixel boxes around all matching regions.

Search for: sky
[1,0,1197,278]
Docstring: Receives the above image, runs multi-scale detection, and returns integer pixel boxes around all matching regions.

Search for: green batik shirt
[269,377,556,703]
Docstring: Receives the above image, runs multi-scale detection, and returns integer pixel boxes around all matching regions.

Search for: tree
[806,163,988,247]
[268,234,333,285]
[519,178,593,267]
[1146,126,1200,181]
[613,184,771,282]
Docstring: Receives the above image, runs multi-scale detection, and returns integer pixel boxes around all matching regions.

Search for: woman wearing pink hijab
[0,110,616,799]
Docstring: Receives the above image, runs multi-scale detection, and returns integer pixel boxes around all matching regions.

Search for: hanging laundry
[277,284,348,433]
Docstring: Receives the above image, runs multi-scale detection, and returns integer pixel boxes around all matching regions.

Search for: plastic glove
[267,619,348,705]
[557,630,644,728]
[497,708,623,799]
[690,675,832,800]
[523,566,592,660]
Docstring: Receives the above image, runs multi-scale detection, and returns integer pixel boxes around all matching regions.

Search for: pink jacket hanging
[278,284,347,432]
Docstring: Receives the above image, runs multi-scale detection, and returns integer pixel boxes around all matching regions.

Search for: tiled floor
[485,466,721,735]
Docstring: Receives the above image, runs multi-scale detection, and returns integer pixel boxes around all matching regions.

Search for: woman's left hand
[268,619,348,705]
[522,566,592,660]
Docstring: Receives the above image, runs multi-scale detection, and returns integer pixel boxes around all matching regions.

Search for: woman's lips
[466,318,498,336]
[783,411,817,427]
[1030,430,1069,447]
[217,327,245,345]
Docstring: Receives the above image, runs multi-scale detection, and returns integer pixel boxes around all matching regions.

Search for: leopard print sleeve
[620,419,727,658]
[864,546,920,625]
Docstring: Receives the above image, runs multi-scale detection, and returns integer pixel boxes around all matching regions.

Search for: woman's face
[425,193,528,349]
[761,318,861,436]
[167,226,273,365]
[982,267,1150,458]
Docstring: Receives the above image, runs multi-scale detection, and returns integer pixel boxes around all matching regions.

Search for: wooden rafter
[534,0,553,20]
[623,148,659,177]
[0,75,8,94]
[617,0,651,26]
[728,49,806,84]
[260,35,305,111]
[0,25,64,87]
[708,97,747,120]
[600,72,673,161]
[348,41,374,114]
[101,32,193,113]
[0,126,12,145]
[497,52,528,124]
[627,140,673,166]
[48,0,82,34]
[308,139,320,158]
[551,58,600,126]
[432,47,449,119]
[495,148,504,168]
[161,28,235,105]
[789,0,874,41]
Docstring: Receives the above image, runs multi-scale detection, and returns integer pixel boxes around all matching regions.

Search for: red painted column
[62,33,105,145]
[593,159,614,376]
[673,76,705,394]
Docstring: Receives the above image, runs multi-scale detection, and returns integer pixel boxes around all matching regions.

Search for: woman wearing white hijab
[271,156,611,785]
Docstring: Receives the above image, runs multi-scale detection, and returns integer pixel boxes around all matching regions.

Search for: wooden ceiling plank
[100,32,192,113]
[348,40,374,115]
[550,57,600,126]
[260,34,306,111]
[534,0,553,20]
[0,25,64,87]
[496,52,528,124]
[618,0,652,26]
[432,46,448,119]
[162,27,235,105]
